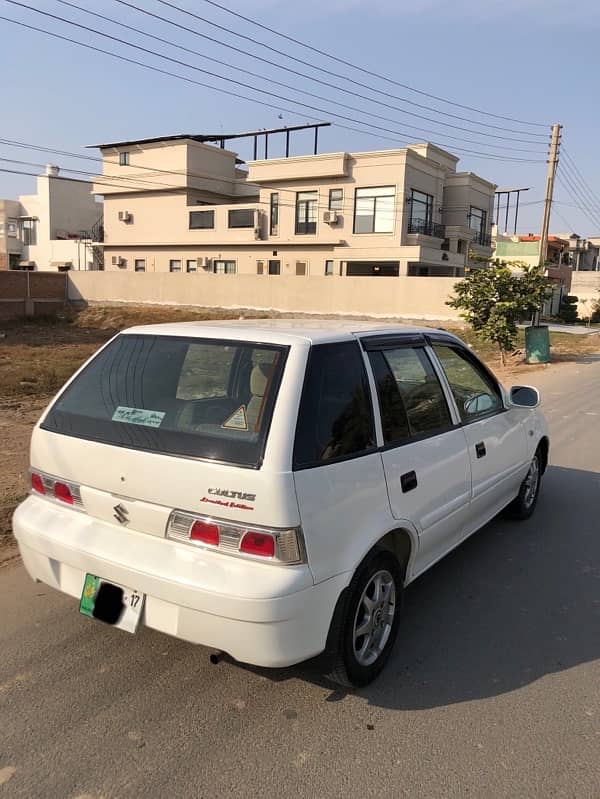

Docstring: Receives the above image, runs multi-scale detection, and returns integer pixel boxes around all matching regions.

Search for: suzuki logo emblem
[113,503,129,525]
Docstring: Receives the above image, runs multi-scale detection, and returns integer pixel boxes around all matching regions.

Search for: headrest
[250,362,272,397]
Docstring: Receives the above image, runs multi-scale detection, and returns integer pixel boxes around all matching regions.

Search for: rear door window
[293,341,375,468]
[42,335,288,467]
[368,345,452,442]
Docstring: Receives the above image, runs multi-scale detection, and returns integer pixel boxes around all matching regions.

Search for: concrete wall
[571,272,600,314]
[67,271,461,320]
[0,272,67,320]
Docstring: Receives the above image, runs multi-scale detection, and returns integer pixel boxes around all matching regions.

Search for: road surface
[1,358,599,799]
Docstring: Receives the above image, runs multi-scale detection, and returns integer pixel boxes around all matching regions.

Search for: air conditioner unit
[118,211,131,222]
[197,256,212,270]
[323,210,338,224]
[254,226,263,240]
[111,255,125,267]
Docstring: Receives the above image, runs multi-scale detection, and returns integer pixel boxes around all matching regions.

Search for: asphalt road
[1,358,599,799]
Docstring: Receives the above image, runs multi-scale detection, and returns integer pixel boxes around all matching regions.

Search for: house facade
[0,166,103,272]
[92,133,496,277]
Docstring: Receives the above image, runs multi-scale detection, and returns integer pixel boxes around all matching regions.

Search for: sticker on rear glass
[112,406,166,428]
[222,405,248,431]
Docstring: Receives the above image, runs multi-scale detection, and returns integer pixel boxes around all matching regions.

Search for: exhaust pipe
[209,650,224,665]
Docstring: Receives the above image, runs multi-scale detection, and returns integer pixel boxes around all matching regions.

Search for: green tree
[447,262,549,365]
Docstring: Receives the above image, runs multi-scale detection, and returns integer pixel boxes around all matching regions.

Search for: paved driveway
[1,360,599,799]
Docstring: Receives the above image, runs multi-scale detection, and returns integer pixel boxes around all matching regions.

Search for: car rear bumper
[13,496,349,668]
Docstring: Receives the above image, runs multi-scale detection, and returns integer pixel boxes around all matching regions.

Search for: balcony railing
[407,219,445,238]
[471,231,492,247]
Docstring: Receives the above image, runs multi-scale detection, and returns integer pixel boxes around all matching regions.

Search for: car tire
[506,449,542,520]
[325,550,404,688]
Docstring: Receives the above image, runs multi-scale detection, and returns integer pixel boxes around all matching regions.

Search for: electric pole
[539,123,562,267]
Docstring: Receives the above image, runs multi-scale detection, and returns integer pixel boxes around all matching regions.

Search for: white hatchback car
[14,321,548,686]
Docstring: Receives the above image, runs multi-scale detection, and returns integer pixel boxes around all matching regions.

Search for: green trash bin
[525,325,550,364]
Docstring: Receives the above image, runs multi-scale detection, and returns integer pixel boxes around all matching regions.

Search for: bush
[558,295,579,323]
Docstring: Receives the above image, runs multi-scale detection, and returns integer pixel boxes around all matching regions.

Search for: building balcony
[470,231,492,247]
[407,219,446,239]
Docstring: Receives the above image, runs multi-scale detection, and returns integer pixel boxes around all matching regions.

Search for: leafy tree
[447,262,549,365]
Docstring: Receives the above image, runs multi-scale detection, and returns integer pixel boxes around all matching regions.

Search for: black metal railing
[407,219,445,238]
[471,231,492,247]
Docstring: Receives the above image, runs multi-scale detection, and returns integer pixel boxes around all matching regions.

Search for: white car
[13,321,548,686]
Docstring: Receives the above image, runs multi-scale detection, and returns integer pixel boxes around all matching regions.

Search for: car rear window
[41,334,289,468]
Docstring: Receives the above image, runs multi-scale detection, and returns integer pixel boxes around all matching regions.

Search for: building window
[325,260,334,276]
[270,193,279,236]
[22,219,37,246]
[469,207,488,245]
[169,260,182,272]
[257,260,265,275]
[186,259,197,273]
[353,186,395,234]
[119,152,130,166]
[407,189,434,235]
[228,209,255,228]
[268,260,280,275]
[346,261,399,276]
[189,210,214,229]
[295,191,318,235]
[134,259,146,272]
[457,239,465,254]
[329,189,343,211]
[295,261,307,276]
[213,260,236,274]
[7,218,18,237]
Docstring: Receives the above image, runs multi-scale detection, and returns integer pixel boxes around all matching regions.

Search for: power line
[197,0,548,130]
[557,162,600,224]
[49,0,546,154]
[561,148,600,216]
[0,11,545,165]
[556,169,600,231]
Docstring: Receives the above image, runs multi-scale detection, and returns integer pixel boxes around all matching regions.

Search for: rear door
[429,341,528,533]
[363,337,472,576]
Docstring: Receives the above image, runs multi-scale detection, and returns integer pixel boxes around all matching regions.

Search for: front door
[365,343,472,577]
[431,344,528,533]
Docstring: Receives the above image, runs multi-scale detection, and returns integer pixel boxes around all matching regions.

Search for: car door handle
[400,470,418,493]
[475,441,487,459]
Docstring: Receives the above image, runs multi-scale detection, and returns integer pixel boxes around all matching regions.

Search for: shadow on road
[246,465,600,708]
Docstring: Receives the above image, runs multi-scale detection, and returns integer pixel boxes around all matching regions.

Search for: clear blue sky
[1,0,599,236]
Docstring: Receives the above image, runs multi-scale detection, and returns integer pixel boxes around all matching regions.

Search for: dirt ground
[2,304,599,560]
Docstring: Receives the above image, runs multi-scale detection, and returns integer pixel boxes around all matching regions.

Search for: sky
[1,0,599,236]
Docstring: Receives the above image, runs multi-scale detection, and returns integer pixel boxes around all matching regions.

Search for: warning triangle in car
[222,405,248,431]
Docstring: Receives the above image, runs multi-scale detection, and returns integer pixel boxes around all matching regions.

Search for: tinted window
[293,342,375,468]
[433,345,502,422]
[189,211,214,229]
[42,335,288,468]
[370,346,451,440]
[228,209,255,228]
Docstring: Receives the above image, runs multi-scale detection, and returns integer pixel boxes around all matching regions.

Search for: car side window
[293,342,375,468]
[369,346,452,442]
[433,345,503,422]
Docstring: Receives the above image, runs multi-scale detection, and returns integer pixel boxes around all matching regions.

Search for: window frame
[295,191,318,235]
[292,341,377,471]
[328,188,343,212]
[186,259,197,273]
[228,208,255,229]
[189,210,215,230]
[469,206,487,244]
[134,259,146,273]
[212,259,236,274]
[324,259,334,276]
[169,259,182,273]
[22,218,37,246]
[428,338,505,425]
[269,193,279,236]
[119,152,130,166]
[353,186,395,235]
[408,189,434,235]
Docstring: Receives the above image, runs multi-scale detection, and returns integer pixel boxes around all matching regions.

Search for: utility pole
[539,123,562,267]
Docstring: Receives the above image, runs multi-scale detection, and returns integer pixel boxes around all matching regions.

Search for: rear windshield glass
[42,334,289,468]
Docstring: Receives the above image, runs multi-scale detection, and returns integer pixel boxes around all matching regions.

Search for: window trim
[426,338,507,426]
[328,188,343,211]
[269,193,279,236]
[227,208,256,229]
[295,191,318,236]
[189,210,215,230]
[134,259,146,273]
[353,185,396,235]
[292,341,377,471]
[119,152,130,166]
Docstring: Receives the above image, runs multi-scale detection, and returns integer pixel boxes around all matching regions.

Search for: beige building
[0,166,103,272]
[92,132,496,278]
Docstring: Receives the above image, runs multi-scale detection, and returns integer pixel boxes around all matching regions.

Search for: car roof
[120,318,463,346]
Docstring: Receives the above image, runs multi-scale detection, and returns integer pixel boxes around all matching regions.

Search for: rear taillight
[167,512,305,566]
[240,531,275,558]
[31,472,45,495]
[190,520,220,547]
[54,481,74,505]
[29,469,83,508]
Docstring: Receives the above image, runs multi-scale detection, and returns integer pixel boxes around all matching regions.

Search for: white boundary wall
[67,272,461,320]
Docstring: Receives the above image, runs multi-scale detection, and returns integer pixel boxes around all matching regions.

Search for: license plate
[79,573,145,633]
